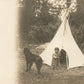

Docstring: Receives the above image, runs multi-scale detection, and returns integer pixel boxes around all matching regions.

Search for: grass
[17,44,84,84]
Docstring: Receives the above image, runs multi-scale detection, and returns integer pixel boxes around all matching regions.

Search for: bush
[27,25,58,44]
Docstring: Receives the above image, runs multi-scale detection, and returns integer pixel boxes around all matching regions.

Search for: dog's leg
[26,61,29,72]
[29,62,33,72]
[36,62,42,74]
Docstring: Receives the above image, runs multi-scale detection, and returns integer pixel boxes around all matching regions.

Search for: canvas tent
[40,15,84,69]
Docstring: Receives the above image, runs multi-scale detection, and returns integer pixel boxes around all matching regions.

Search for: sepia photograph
[17,0,84,84]
[16,0,84,84]
[0,0,84,84]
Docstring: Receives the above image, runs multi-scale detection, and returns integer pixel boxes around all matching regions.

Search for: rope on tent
[61,3,71,49]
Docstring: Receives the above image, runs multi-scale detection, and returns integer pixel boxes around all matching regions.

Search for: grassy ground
[17,44,84,84]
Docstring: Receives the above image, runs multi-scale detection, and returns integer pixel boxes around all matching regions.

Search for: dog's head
[24,47,31,54]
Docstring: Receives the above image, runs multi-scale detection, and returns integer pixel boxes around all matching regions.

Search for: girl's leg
[56,58,60,67]
[51,58,55,69]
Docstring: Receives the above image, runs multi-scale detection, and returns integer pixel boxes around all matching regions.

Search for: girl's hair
[54,47,59,51]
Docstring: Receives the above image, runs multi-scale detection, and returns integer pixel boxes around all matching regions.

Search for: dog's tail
[40,56,43,63]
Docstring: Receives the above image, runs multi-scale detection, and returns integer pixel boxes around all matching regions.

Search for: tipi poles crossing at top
[61,6,70,49]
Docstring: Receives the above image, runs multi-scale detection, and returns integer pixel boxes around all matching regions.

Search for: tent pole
[66,53,69,68]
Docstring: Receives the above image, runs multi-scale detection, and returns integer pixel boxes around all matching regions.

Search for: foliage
[69,0,84,50]
[18,0,84,51]
[27,24,59,44]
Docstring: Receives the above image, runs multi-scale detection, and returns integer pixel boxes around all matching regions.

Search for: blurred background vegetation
[17,0,84,52]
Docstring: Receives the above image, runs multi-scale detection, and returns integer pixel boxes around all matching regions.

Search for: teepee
[40,13,84,69]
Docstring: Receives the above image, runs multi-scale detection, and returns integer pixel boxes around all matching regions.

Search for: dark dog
[24,48,43,74]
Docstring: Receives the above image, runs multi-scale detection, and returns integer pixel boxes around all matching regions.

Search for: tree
[70,0,84,27]
[18,0,35,47]
[35,0,53,25]
[69,0,84,50]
